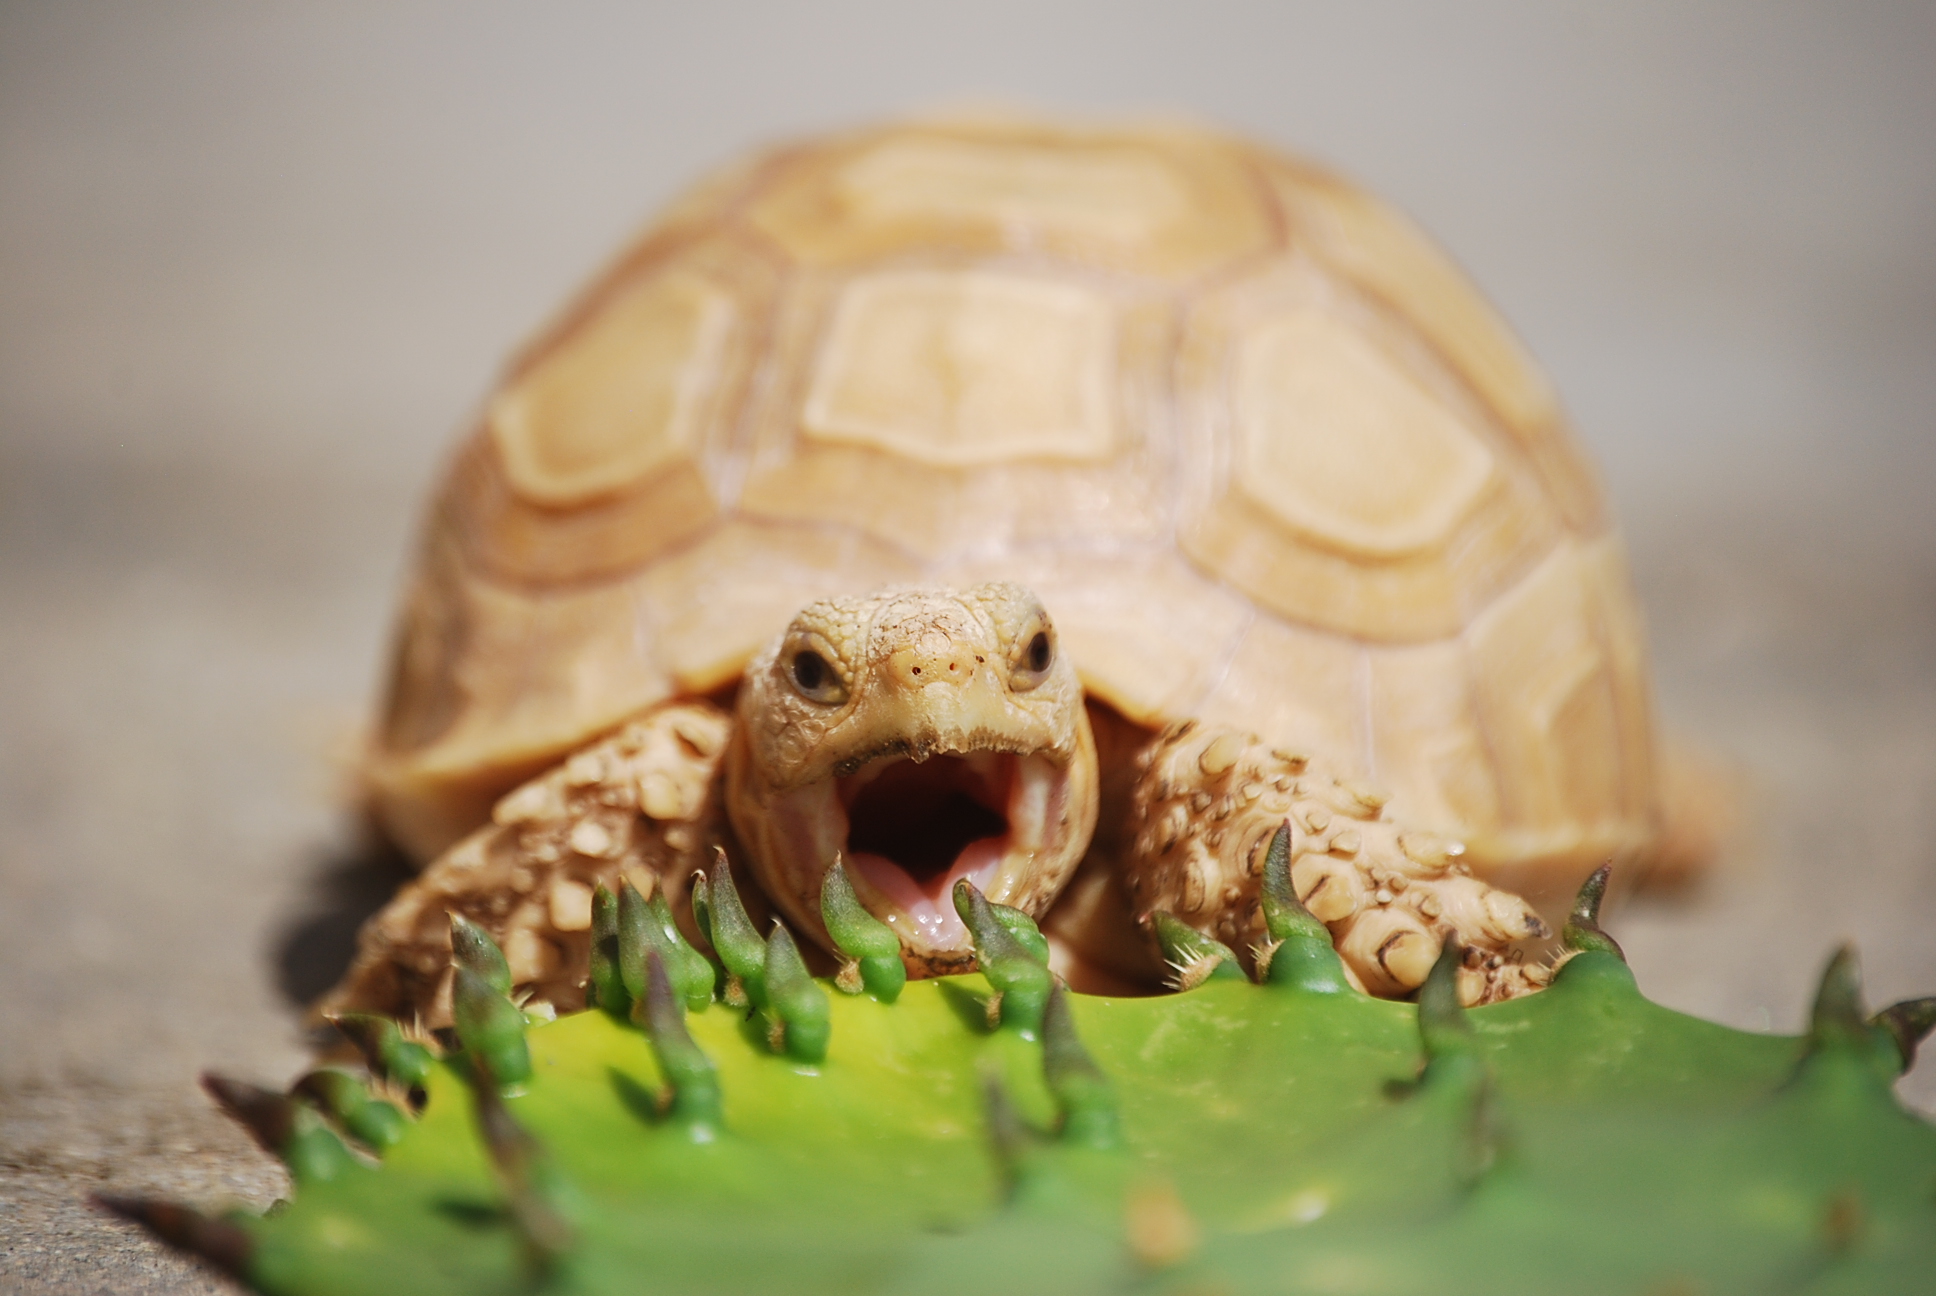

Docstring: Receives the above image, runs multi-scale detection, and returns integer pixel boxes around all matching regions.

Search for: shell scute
[746,121,1274,280]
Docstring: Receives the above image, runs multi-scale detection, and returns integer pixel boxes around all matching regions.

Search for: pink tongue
[850,837,1004,948]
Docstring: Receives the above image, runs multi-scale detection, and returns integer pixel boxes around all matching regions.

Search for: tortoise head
[725,583,1099,976]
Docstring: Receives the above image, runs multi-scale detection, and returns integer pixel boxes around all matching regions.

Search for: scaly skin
[329,585,1554,1022]
[727,583,1099,976]
[112,865,1936,1296]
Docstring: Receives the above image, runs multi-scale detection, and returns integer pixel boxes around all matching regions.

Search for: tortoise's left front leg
[1122,722,1551,1005]
[323,700,736,1027]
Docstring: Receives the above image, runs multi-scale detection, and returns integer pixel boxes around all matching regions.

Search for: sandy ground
[2,5,1932,1292]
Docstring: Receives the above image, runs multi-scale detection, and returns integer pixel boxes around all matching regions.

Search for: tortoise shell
[369,115,1657,904]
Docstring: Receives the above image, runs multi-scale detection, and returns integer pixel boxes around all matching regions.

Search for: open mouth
[834,750,1065,951]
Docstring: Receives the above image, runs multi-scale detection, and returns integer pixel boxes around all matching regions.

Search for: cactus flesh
[117,869,1936,1296]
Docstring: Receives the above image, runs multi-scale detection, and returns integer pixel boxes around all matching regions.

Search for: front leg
[323,700,736,1026]
[1123,722,1551,1005]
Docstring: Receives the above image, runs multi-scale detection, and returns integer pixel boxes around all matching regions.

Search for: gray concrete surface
[2,4,1932,1291]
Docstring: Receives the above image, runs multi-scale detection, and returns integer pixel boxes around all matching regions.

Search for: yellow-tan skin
[329,583,1547,1024]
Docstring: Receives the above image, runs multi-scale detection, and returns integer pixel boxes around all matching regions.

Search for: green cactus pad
[137,901,1935,1296]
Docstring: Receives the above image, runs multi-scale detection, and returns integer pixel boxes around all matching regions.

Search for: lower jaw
[847,835,1004,952]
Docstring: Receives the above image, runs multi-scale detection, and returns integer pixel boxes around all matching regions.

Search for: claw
[1042,984,1120,1150]
[954,879,1053,1036]
[821,855,906,1002]
[1561,863,1624,960]
[1150,911,1243,990]
[640,949,724,1136]
[763,922,831,1063]
[1257,821,1350,994]
[454,965,532,1088]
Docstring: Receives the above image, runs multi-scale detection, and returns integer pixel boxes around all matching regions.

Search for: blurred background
[2,4,1931,1290]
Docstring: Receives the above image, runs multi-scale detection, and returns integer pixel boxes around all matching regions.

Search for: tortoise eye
[793,651,826,691]
[1027,632,1052,673]
[1010,620,1056,691]
[788,648,846,704]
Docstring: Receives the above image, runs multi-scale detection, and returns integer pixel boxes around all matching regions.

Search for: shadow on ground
[274,824,415,1010]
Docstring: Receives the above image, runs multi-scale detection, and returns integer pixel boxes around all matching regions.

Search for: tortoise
[331,114,1664,1023]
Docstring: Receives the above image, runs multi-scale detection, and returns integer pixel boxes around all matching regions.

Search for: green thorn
[94,1195,253,1276]
[449,912,512,995]
[465,1061,579,1268]
[640,949,724,1136]
[201,1073,354,1184]
[1871,996,1936,1074]
[292,1068,408,1151]
[654,891,718,1010]
[1413,942,1506,1184]
[619,880,713,1013]
[587,883,626,1014]
[979,1073,1082,1216]
[453,965,532,1088]
[1561,863,1625,960]
[1807,944,1870,1054]
[990,902,1051,966]
[1257,821,1350,994]
[762,922,831,1063]
[821,855,906,1002]
[954,879,1053,1037]
[701,855,768,1010]
[326,1012,434,1090]
[1416,939,1477,1069]
[1042,984,1120,1150]
[1151,911,1243,990]
[979,1073,1033,1199]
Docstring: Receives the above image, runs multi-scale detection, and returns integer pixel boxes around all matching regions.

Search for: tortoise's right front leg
[323,699,737,1027]
[1122,722,1553,1005]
